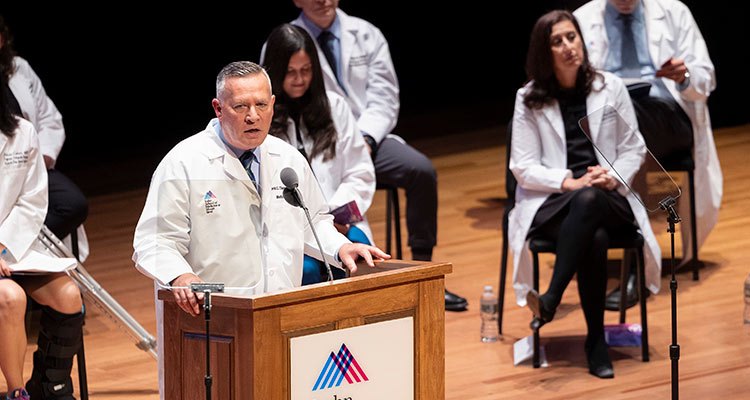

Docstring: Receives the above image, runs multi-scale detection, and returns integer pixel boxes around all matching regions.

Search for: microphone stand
[190,283,225,400]
[287,187,335,282]
[658,197,681,400]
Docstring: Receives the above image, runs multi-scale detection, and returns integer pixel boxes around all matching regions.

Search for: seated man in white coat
[574,0,721,309]
[132,62,389,397]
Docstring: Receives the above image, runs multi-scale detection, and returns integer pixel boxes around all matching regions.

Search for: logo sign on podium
[290,317,414,399]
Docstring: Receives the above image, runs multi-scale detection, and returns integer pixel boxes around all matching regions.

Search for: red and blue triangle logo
[312,344,369,391]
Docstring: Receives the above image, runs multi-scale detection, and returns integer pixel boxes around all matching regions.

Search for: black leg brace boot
[26,306,84,399]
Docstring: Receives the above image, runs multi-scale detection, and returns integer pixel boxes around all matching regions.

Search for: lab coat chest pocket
[348,42,369,91]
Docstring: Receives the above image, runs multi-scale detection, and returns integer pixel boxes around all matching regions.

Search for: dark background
[2,2,746,195]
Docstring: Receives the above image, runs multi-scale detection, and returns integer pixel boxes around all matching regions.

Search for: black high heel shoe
[585,334,614,379]
[526,290,556,329]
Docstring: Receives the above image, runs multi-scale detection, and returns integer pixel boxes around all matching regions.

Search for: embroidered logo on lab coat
[3,150,30,167]
[204,191,220,214]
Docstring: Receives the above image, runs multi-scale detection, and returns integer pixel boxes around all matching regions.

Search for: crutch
[37,225,157,359]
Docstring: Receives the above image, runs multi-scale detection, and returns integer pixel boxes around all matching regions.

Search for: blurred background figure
[285,0,468,310]
[263,23,376,284]
[574,0,721,307]
[1,16,89,256]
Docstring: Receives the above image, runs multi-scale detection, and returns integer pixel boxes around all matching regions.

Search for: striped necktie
[240,151,258,191]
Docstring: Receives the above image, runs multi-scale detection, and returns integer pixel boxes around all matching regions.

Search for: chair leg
[391,188,403,259]
[532,252,540,368]
[385,188,393,256]
[498,221,509,334]
[618,251,631,324]
[77,333,89,400]
[688,170,699,281]
[637,247,649,362]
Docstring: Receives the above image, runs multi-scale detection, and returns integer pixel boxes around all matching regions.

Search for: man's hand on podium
[171,273,204,316]
[338,243,391,274]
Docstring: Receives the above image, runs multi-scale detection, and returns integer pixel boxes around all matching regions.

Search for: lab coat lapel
[258,141,280,225]
[220,153,260,199]
[339,13,356,91]
[541,102,566,149]
[644,0,669,68]
[0,134,7,155]
[585,86,607,144]
[204,123,260,198]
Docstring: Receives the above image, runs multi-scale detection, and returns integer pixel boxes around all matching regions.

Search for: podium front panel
[289,317,414,399]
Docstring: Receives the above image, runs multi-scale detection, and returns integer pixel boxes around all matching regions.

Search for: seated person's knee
[0,281,27,317]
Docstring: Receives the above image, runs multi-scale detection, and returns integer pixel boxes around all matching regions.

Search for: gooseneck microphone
[280,167,335,282]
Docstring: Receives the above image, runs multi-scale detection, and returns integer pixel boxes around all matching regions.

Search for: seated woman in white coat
[0,70,83,399]
[509,10,660,379]
[262,24,376,284]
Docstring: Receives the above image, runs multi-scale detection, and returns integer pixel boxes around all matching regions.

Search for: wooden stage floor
[4,123,750,399]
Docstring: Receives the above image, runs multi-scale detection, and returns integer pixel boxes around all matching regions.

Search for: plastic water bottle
[480,285,499,342]
[744,273,750,325]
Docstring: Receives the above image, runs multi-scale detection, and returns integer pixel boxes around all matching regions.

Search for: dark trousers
[631,95,693,166]
[372,136,437,256]
[531,187,634,339]
[45,169,88,240]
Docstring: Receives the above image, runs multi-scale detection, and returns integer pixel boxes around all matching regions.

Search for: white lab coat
[133,120,351,400]
[509,72,661,306]
[9,56,90,259]
[574,0,722,261]
[8,57,65,166]
[291,9,400,143]
[132,119,349,293]
[0,119,48,262]
[279,91,376,243]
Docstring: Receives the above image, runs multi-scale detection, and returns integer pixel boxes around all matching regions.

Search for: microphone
[281,167,303,208]
[280,167,335,282]
[280,167,299,188]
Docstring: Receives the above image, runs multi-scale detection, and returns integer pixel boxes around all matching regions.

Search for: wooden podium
[157,260,451,399]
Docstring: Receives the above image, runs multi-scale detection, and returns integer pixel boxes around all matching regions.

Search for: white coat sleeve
[0,124,48,260]
[15,58,66,165]
[327,98,376,214]
[299,161,350,266]
[132,158,195,286]
[509,89,572,193]
[671,3,716,102]
[356,28,400,143]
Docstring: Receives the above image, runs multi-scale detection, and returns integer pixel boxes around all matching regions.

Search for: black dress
[529,89,635,237]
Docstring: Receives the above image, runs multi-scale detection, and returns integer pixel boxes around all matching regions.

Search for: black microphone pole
[281,168,335,281]
[203,291,212,400]
[658,196,681,400]
[190,282,225,400]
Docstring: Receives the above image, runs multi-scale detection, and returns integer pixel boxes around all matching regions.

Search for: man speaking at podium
[132,61,388,397]
[133,60,388,310]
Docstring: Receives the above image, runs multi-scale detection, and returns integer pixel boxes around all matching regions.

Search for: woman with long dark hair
[1,31,84,400]
[262,23,375,284]
[508,10,660,378]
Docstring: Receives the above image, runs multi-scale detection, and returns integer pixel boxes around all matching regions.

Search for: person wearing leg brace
[1,39,83,399]
[25,303,84,400]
